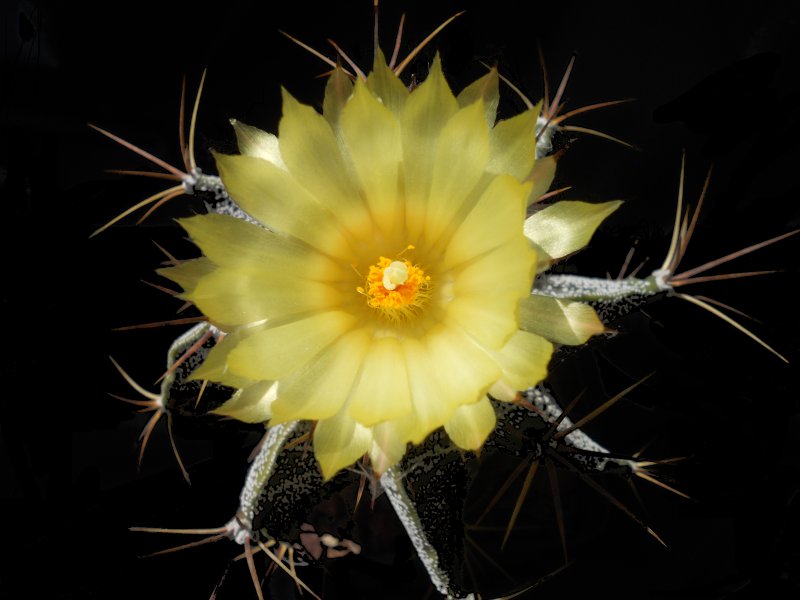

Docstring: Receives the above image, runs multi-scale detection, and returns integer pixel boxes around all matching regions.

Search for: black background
[1,1,799,598]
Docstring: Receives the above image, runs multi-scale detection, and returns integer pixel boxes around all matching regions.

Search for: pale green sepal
[212,381,276,423]
[524,200,623,261]
[187,324,267,389]
[519,295,606,345]
[188,349,253,390]
[444,396,496,451]
[314,412,372,481]
[230,119,286,169]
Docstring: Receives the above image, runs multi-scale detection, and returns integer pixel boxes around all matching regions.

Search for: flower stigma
[357,252,431,321]
[382,260,408,291]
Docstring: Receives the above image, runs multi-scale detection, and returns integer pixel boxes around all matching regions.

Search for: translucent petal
[278,89,370,236]
[190,268,342,327]
[369,421,409,475]
[527,155,557,205]
[158,257,215,294]
[524,200,623,261]
[487,104,541,181]
[188,343,236,384]
[445,292,521,349]
[390,326,499,445]
[425,99,490,244]
[444,237,536,348]
[213,153,351,257]
[457,68,499,126]
[393,337,453,444]
[314,411,372,481]
[519,295,605,345]
[452,238,537,297]
[444,396,496,451]
[348,336,412,426]
[227,311,356,380]
[400,55,459,240]
[230,120,286,169]
[443,174,530,270]
[179,213,343,282]
[189,325,266,389]
[270,328,370,423]
[322,66,354,126]
[366,49,408,117]
[212,381,276,423]
[489,330,553,402]
[340,79,403,238]
[425,325,501,406]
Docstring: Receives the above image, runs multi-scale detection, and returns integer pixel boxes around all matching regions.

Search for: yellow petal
[227,311,356,380]
[340,79,403,238]
[524,200,623,261]
[279,89,370,237]
[519,295,605,345]
[443,174,530,269]
[489,330,553,401]
[348,336,412,426]
[270,328,370,423]
[322,66,354,126]
[425,99,491,244]
[190,268,342,327]
[488,104,541,181]
[179,213,343,282]
[366,49,408,116]
[212,381,276,423]
[213,153,352,258]
[229,119,286,168]
[400,54,459,239]
[457,68,499,126]
[444,396,496,451]
[314,411,372,480]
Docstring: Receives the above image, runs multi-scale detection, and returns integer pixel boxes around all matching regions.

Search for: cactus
[41,2,798,599]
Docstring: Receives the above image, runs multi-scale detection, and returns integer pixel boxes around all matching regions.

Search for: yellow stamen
[360,256,430,319]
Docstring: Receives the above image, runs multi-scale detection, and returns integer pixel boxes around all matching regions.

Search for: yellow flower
[161,54,610,479]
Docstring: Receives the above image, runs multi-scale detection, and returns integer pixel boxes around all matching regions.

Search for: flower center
[357,255,430,320]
